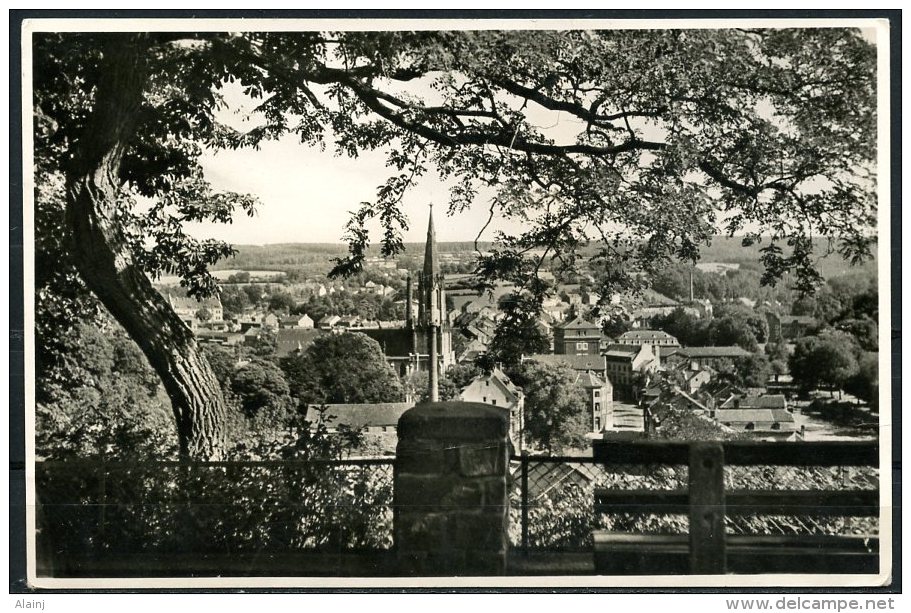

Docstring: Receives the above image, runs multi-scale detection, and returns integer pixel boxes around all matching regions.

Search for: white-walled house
[279,314,314,329]
[574,370,614,432]
[460,368,525,446]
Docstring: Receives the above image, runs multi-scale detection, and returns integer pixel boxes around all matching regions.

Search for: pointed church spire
[418,204,444,403]
[423,203,439,278]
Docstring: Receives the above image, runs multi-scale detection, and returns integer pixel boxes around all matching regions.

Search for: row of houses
[642,345,802,440]
[305,358,614,454]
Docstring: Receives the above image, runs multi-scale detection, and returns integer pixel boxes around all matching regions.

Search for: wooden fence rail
[591,440,880,575]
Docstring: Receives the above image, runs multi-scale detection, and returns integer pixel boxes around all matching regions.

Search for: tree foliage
[230,358,292,418]
[651,305,764,351]
[724,354,773,389]
[201,345,238,387]
[487,292,552,367]
[219,285,250,318]
[279,332,405,405]
[37,406,394,564]
[36,323,177,460]
[844,351,879,409]
[446,362,483,390]
[789,329,860,395]
[598,307,633,339]
[402,370,459,404]
[509,360,590,454]
[33,28,878,457]
[764,341,791,381]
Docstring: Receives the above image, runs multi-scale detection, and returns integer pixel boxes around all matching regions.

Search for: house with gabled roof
[336,315,362,329]
[460,368,524,446]
[457,338,488,364]
[662,345,752,371]
[617,329,680,350]
[681,367,713,394]
[713,407,799,439]
[317,314,341,330]
[163,288,224,330]
[554,316,603,356]
[279,314,314,329]
[243,325,264,343]
[525,353,607,378]
[603,343,659,398]
[697,380,745,411]
[575,370,613,432]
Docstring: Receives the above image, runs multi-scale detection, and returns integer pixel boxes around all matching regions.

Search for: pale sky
[187,80,535,245]
[184,26,880,247]
[193,130,521,245]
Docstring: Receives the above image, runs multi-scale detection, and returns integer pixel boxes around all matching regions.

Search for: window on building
[595,416,601,430]
[575,341,588,352]
[594,390,600,398]
[491,399,497,406]
[595,402,600,411]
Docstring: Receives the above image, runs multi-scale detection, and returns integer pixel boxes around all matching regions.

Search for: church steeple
[417,204,445,402]
[423,204,439,278]
[419,204,443,328]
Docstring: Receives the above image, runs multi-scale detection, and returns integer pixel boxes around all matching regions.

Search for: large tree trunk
[63,34,228,459]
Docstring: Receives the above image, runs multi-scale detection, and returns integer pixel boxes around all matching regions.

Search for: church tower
[410,206,453,399]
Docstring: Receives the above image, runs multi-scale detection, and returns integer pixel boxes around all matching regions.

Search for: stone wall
[394,401,511,575]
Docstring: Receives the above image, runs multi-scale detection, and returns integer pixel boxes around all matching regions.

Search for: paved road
[611,401,644,431]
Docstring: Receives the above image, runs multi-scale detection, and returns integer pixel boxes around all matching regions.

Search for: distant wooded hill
[212,242,494,277]
[213,236,877,281]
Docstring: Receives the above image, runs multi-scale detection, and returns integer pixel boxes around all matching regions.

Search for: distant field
[210,269,285,280]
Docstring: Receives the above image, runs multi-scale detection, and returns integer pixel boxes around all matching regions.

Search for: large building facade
[553,316,603,355]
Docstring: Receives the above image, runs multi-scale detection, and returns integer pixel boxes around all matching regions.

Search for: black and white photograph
[13,13,896,590]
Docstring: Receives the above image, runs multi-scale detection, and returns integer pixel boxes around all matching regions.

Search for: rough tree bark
[64,34,228,459]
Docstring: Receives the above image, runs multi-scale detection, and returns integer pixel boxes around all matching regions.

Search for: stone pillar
[394,401,511,576]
